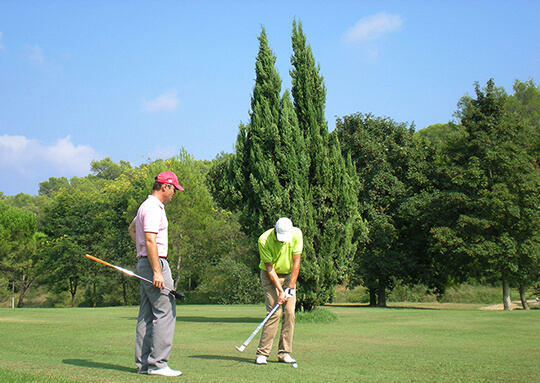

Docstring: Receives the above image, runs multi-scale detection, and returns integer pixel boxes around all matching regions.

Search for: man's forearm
[288,253,301,289]
[128,220,136,244]
[267,268,284,293]
[265,262,287,304]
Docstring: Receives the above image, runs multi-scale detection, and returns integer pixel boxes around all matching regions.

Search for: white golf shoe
[255,355,268,365]
[148,366,182,376]
[278,354,296,364]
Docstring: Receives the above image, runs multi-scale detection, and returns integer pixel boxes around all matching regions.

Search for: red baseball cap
[156,171,184,191]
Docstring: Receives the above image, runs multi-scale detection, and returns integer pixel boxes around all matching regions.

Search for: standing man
[128,171,184,376]
[255,217,303,365]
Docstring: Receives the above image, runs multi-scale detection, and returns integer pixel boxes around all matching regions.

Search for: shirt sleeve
[140,204,160,234]
[292,228,303,254]
[259,236,274,264]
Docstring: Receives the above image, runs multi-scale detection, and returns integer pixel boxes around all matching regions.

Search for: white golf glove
[284,287,295,298]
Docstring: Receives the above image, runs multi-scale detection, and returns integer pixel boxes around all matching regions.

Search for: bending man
[255,217,303,365]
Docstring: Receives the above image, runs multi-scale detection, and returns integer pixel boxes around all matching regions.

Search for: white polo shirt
[133,195,169,258]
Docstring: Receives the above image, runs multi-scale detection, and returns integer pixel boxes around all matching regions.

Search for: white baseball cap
[275,217,293,242]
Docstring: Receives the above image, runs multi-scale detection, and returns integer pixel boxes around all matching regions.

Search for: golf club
[85,254,185,302]
[235,302,281,352]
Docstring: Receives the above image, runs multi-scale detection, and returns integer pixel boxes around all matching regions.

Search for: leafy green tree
[336,113,431,306]
[205,152,240,213]
[196,259,263,304]
[38,176,70,197]
[0,203,40,307]
[435,79,540,310]
[505,78,540,164]
[39,234,87,307]
[118,151,254,299]
[91,157,133,180]
[415,122,466,151]
[39,187,109,306]
[0,193,51,216]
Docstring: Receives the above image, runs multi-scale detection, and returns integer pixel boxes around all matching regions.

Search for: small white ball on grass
[292,362,298,368]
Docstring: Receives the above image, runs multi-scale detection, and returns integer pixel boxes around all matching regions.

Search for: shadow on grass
[120,316,264,323]
[121,311,264,323]
[62,359,135,373]
[178,316,263,323]
[189,354,253,363]
[325,303,440,310]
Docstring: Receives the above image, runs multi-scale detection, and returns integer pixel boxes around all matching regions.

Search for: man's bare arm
[265,262,286,305]
[128,220,136,244]
[288,253,301,289]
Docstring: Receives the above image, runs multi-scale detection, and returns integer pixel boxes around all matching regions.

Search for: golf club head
[235,345,246,352]
[172,290,185,302]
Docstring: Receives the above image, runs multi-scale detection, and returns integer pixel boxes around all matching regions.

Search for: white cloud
[141,90,180,113]
[344,13,404,44]
[0,134,98,175]
[25,44,44,63]
[44,136,98,174]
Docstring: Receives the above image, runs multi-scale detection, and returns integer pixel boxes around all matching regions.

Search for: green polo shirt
[258,227,303,274]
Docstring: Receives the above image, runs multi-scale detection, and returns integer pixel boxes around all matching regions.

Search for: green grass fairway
[1,304,538,382]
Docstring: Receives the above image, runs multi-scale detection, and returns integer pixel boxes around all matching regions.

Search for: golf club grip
[170,290,185,302]
[85,254,114,268]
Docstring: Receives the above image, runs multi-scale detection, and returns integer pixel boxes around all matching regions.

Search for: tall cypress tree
[232,27,284,237]
[222,27,312,247]
[208,22,363,311]
[290,20,362,311]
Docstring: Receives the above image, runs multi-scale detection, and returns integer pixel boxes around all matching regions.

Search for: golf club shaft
[236,302,281,352]
[85,254,185,301]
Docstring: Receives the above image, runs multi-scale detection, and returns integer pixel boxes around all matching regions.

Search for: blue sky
[1,0,539,196]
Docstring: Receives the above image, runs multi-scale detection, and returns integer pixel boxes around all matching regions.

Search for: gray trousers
[135,257,176,372]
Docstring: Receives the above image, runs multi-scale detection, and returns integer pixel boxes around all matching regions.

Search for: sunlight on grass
[296,307,338,324]
[0,305,538,382]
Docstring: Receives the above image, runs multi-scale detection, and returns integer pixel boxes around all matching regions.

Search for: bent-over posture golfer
[128,171,183,376]
[255,217,302,365]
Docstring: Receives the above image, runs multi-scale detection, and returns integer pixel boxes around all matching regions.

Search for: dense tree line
[1,21,538,311]
[1,152,258,308]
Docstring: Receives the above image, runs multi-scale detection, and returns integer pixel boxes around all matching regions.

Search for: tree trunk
[16,274,28,308]
[369,288,377,306]
[502,276,513,311]
[519,284,530,310]
[11,280,16,309]
[174,234,182,291]
[377,277,387,307]
[174,253,182,291]
[122,275,128,306]
[69,276,78,308]
[16,291,25,308]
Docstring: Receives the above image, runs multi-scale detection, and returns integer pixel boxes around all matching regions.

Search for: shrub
[296,307,338,323]
[333,285,369,303]
[439,284,508,304]
[195,259,263,304]
[388,284,438,303]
